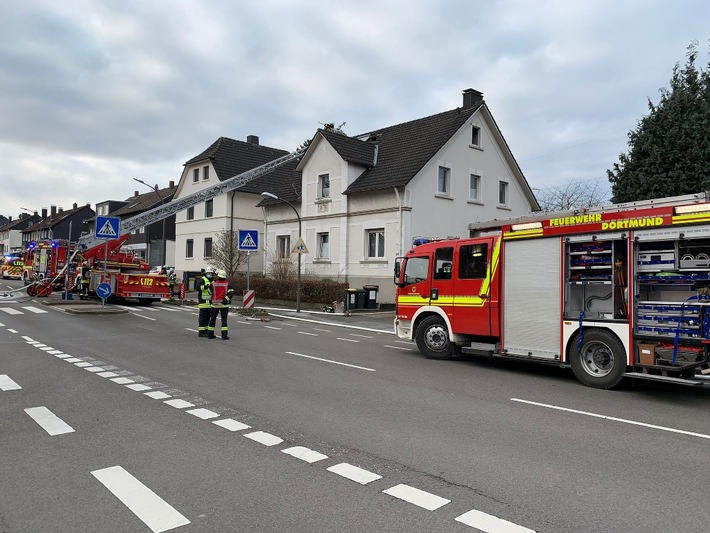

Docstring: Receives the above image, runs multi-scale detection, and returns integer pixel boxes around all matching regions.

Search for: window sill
[313,258,331,264]
[469,144,483,151]
[435,193,454,201]
[360,259,388,264]
[497,205,511,211]
[467,199,483,205]
[315,197,332,204]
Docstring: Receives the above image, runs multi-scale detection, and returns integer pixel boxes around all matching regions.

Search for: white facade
[263,106,537,303]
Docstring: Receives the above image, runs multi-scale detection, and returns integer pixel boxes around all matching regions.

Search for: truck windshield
[402,256,430,285]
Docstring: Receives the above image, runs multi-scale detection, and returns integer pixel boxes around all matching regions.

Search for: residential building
[109,182,178,265]
[172,135,298,276]
[260,88,539,303]
[22,204,95,244]
[0,212,41,254]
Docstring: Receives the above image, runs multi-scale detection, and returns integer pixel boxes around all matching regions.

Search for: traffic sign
[238,229,259,251]
[96,216,121,239]
[96,283,112,299]
[292,237,308,254]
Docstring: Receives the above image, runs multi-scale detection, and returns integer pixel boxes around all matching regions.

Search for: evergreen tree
[608,42,710,202]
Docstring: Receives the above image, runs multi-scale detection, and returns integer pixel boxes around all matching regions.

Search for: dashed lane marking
[85,366,106,372]
[145,391,172,400]
[349,333,373,338]
[39,346,55,351]
[243,431,283,446]
[111,377,135,385]
[264,325,281,330]
[92,466,190,533]
[326,463,382,485]
[0,374,22,391]
[186,408,219,420]
[47,350,64,355]
[22,306,48,314]
[297,331,318,336]
[384,345,415,351]
[24,406,75,436]
[64,358,83,363]
[281,446,328,464]
[126,383,152,392]
[313,328,332,332]
[22,336,35,342]
[7,329,18,333]
[74,362,93,368]
[212,418,251,432]
[382,484,450,511]
[164,399,194,409]
[455,509,536,532]
[132,313,156,321]
[97,371,119,378]
[285,351,376,372]
[336,338,359,343]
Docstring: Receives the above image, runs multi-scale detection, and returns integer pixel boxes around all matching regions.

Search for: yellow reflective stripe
[479,238,500,295]
[672,213,710,225]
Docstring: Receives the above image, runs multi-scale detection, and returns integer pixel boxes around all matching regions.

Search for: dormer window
[318,174,330,199]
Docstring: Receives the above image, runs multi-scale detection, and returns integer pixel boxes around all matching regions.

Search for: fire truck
[394,191,710,389]
[1,252,24,279]
[23,240,76,288]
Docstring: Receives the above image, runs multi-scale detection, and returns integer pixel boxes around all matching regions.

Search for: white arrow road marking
[382,484,450,511]
[24,406,75,436]
[0,374,21,391]
[92,466,190,533]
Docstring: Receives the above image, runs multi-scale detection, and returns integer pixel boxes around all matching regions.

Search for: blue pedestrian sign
[96,283,112,299]
[238,229,259,251]
[96,216,121,239]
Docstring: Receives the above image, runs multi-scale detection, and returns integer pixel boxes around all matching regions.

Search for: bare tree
[206,230,249,277]
[268,255,296,281]
[535,177,610,212]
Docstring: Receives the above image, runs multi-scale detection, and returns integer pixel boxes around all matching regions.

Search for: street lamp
[133,178,167,266]
[261,191,301,312]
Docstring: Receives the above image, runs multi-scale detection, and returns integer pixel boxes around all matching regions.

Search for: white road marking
[0,307,22,315]
[243,431,283,446]
[313,328,332,332]
[455,509,536,532]
[298,331,318,336]
[236,320,251,325]
[132,313,156,321]
[74,362,93,368]
[269,312,395,335]
[212,418,251,432]
[39,346,55,351]
[145,391,172,400]
[164,399,195,409]
[155,306,180,312]
[282,323,297,327]
[126,383,152,392]
[326,463,381,485]
[281,446,328,463]
[382,484,450,511]
[186,408,219,420]
[111,377,135,385]
[394,340,413,344]
[0,322,5,327]
[85,366,105,372]
[512,398,710,440]
[91,465,190,533]
[349,333,373,338]
[7,329,18,333]
[22,306,48,314]
[336,338,359,343]
[47,350,64,355]
[285,351,376,372]
[97,371,119,378]
[24,406,75,436]
[0,374,22,391]
[33,344,48,348]
[264,325,281,330]
[384,345,415,351]
[54,353,71,359]
[184,328,197,333]
[64,358,83,363]
[22,336,35,342]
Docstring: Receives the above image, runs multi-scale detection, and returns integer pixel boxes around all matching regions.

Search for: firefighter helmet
[217,269,227,279]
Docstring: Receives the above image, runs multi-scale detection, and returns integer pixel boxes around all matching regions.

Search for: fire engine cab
[394,191,710,389]
[1,253,24,279]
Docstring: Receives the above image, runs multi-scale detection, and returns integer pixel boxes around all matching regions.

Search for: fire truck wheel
[570,329,626,389]
[416,315,453,360]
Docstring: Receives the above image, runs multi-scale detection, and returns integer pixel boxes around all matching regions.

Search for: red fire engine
[23,240,75,289]
[1,252,24,279]
[394,192,710,388]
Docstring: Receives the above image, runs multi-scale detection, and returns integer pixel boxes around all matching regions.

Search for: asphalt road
[2,280,710,532]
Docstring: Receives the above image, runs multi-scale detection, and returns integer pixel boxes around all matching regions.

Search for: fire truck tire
[416,315,454,360]
[570,329,626,389]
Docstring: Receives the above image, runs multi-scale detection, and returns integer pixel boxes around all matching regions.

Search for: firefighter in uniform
[79,264,91,300]
[197,268,213,337]
[207,269,234,340]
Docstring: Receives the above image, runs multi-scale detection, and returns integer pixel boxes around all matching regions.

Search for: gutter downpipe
[394,187,403,256]
[261,206,268,275]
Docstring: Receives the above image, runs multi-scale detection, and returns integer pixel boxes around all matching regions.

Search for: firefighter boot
[221,333,229,340]
[207,331,216,339]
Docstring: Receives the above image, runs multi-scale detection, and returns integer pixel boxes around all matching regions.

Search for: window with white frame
[498,180,509,207]
[277,235,290,259]
[139,226,145,234]
[203,166,209,180]
[471,125,481,147]
[205,199,213,218]
[437,166,450,195]
[204,237,213,258]
[366,229,385,258]
[318,174,330,199]
[186,239,193,258]
[193,168,199,183]
[187,206,194,220]
[469,173,481,201]
[317,232,329,258]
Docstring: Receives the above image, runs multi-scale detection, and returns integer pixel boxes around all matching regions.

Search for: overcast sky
[1,0,708,221]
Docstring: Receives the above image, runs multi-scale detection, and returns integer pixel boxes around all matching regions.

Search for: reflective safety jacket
[210,280,234,308]
[198,275,212,308]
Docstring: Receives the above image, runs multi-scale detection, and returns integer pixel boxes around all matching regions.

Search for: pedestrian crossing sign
[95,216,121,239]
[238,229,259,251]
[292,237,308,254]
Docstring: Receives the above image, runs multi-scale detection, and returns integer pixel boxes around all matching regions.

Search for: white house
[260,88,539,303]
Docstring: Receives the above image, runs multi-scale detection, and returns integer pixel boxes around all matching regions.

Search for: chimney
[134,191,139,197]
[73,203,78,209]
[51,205,57,216]
[42,208,47,219]
[58,207,63,213]
[247,135,259,145]
[169,180,175,187]
[462,88,484,108]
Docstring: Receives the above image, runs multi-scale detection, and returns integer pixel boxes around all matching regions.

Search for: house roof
[0,215,40,232]
[317,129,377,167]
[22,204,94,234]
[342,103,483,194]
[186,136,302,204]
[111,185,178,217]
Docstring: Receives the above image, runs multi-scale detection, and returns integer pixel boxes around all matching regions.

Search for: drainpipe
[261,205,268,275]
[394,187,403,256]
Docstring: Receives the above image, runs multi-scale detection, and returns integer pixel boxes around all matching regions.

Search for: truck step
[461,342,498,355]
[625,372,705,386]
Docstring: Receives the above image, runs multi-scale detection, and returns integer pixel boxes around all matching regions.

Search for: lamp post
[133,178,167,266]
[261,192,301,312]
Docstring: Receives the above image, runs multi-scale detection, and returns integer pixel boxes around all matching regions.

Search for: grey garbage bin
[345,288,359,310]
[355,289,367,310]
[363,285,379,309]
